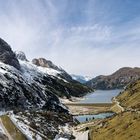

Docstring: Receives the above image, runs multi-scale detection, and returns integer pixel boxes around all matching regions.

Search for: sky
[0,0,140,77]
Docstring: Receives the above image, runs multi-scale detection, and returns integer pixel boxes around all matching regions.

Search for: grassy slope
[89,80,140,140]
[90,112,140,140]
[1,115,27,140]
[117,80,140,109]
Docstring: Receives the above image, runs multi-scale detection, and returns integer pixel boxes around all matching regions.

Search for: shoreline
[72,110,114,116]
[61,89,122,116]
[59,96,85,104]
[64,102,114,116]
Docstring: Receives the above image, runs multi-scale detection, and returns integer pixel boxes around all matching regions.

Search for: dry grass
[117,80,140,109]
[1,115,27,140]
[89,111,140,140]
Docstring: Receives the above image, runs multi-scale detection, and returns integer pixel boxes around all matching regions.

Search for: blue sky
[0,0,140,76]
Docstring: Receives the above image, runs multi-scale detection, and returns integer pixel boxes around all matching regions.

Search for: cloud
[0,0,140,77]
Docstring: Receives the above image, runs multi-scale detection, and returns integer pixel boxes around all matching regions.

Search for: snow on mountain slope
[0,38,78,139]
[19,60,63,83]
[0,49,91,110]
[0,59,75,139]
[0,38,91,139]
[15,51,28,61]
[0,61,56,109]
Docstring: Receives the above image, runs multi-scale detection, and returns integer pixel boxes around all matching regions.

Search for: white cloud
[0,0,140,77]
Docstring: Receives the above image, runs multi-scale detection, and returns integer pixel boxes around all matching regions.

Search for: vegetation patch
[1,115,27,140]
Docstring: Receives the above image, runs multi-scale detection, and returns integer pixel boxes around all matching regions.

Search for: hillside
[90,111,140,140]
[86,67,140,89]
[117,80,140,110]
[89,80,140,140]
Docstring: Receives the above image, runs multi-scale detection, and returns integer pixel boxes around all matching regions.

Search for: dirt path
[72,120,103,140]
[73,130,89,140]
[75,120,102,131]
[76,131,89,140]
[116,101,124,112]
[0,118,14,140]
[111,97,124,113]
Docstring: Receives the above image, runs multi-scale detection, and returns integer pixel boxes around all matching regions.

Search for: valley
[0,0,140,139]
[0,38,139,140]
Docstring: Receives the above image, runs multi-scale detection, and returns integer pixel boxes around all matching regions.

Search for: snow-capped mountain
[15,51,28,61]
[0,38,91,139]
[0,38,91,109]
[71,74,92,83]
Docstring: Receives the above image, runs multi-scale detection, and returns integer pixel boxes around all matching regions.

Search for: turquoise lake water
[79,89,122,103]
[75,89,122,123]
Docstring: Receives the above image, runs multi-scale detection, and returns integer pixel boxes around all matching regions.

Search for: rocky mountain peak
[32,58,60,70]
[15,51,28,61]
[0,38,20,70]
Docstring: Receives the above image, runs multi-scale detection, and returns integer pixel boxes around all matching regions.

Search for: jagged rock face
[0,38,91,109]
[0,56,90,110]
[32,58,74,82]
[15,51,28,61]
[32,58,60,70]
[0,62,67,112]
[87,67,140,89]
[0,38,20,70]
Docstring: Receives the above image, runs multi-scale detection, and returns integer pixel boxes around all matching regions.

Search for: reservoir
[74,112,114,123]
[79,89,122,103]
[74,89,121,123]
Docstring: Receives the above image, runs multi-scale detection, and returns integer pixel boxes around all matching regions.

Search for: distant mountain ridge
[71,74,92,83]
[86,67,140,89]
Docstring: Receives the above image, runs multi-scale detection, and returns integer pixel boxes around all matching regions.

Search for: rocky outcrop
[32,58,74,82]
[15,51,28,61]
[0,38,20,70]
[87,67,140,89]
[32,58,60,70]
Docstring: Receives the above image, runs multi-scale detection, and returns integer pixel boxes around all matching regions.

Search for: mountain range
[0,37,139,140]
[86,67,140,90]
[0,38,91,139]
[71,74,92,83]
